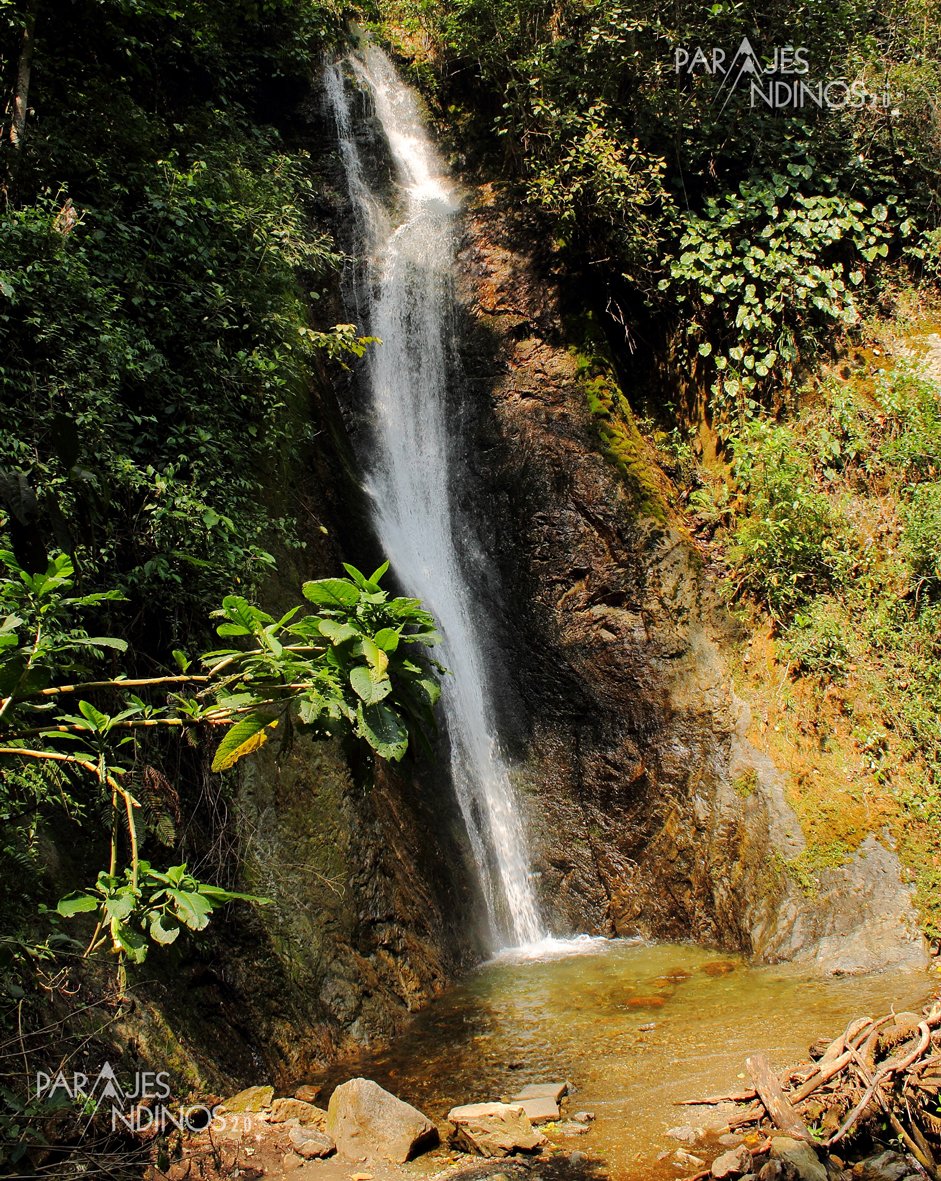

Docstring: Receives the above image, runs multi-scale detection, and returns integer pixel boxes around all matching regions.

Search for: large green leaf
[211,713,278,772]
[302,578,360,608]
[350,665,392,705]
[56,893,99,918]
[355,701,409,761]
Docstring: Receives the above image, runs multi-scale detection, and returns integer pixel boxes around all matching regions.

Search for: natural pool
[314,938,934,1180]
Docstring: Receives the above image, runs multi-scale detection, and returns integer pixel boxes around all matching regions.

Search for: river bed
[313,938,934,1180]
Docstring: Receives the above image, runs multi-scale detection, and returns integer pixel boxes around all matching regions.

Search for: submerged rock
[667,1124,702,1144]
[448,1101,546,1157]
[326,1078,437,1163]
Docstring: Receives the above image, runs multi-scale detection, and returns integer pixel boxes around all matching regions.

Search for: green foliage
[727,419,849,615]
[663,177,898,430]
[0,551,442,975]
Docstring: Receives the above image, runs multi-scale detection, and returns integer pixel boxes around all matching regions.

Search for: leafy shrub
[728,419,848,615]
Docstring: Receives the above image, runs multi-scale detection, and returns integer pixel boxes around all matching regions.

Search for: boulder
[326,1078,437,1163]
[448,1101,546,1157]
[712,1145,753,1178]
[770,1137,827,1181]
[288,1126,335,1159]
[268,1098,327,1127]
[220,1085,273,1113]
[857,1151,915,1181]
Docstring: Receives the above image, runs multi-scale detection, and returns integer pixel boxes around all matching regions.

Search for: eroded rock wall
[455,184,927,974]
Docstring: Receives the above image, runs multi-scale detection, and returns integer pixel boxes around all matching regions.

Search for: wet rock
[326,1078,437,1163]
[770,1137,827,1181]
[855,1151,914,1181]
[572,1111,595,1123]
[569,1150,587,1165]
[288,1127,335,1159]
[515,1097,559,1123]
[667,1125,702,1144]
[268,1098,327,1127]
[294,1084,322,1104]
[719,1133,744,1147]
[712,1145,753,1178]
[556,1121,590,1136]
[758,1163,784,1181]
[675,1150,707,1169]
[220,1085,273,1113]
[448,1101,546,1157]
[512,1082,568,1103]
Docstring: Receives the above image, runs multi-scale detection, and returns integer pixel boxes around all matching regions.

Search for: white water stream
[325,44,545,950]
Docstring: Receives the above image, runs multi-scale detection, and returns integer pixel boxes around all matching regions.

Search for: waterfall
[325,44,545,950]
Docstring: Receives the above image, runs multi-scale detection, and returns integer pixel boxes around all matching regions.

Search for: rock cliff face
[453,183,927,974]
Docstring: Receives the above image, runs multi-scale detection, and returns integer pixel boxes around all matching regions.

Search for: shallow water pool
[314,940,933,1179]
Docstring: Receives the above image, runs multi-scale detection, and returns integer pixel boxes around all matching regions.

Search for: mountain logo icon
[88,1062,126,1108]
[713,38,764,111]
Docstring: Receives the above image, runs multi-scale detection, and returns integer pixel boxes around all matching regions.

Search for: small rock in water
[569,1150,587,1165]
[627,996,666,1009]
[513,1097,559,1124]
[512,1082,568,1103]
[675,1150,706,1169]
[639,1022,657,1032]
[667,1125,701,1145]
[712,1145,753,1178]
[572,1112,595,1124]
[556,1121,589,1136]
[719,1133,744,1148]
[448,1101,546,1157]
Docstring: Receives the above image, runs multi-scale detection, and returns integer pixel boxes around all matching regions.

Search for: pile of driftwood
[681,997,941,1179]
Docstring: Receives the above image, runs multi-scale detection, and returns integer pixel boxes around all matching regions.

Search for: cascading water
[325,43,545,950]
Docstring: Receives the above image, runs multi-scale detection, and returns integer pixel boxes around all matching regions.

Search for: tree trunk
[9,0,39,149]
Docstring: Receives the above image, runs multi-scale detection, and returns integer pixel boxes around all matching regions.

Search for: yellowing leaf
[211,715,279,772]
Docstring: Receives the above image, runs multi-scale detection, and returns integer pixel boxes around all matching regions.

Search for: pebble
[639,1023,657,1031]
[572,1111,595,1124]
[675,1150,706,1169]
[569,1151,587,1165]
